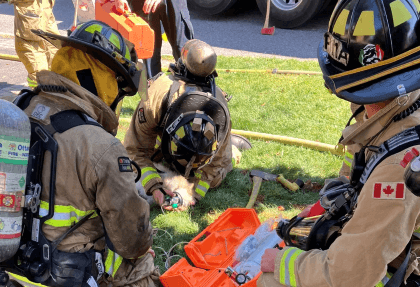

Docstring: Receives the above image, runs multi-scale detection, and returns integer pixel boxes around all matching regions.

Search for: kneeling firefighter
[258,1,420,287]
[0,20,160,287]
[124,39,251,211]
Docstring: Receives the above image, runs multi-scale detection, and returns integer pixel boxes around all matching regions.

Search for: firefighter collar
[340,91,420,146]
[36,71,119,135]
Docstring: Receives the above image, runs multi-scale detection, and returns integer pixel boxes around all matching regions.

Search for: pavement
[0,0,333,98]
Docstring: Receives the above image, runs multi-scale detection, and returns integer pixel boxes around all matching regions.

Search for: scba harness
[0,87,106,287]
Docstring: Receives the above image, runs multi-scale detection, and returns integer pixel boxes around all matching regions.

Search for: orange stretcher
[160,208,285,287]
[96,2,154,59]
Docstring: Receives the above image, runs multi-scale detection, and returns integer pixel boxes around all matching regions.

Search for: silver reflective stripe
[283,248,297,286]
[40,208,84,221]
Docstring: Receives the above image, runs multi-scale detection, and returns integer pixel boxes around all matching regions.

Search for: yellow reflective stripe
[27,77,37,88]
[7,272,48,287]
[353,11,375,36]
[85,24,103,34]
[125,45,131,61]
[171,141,177,153]
[176,126,185,139]
[141,167,161,187]
[413,0,420,12]
[109,32,121,49]
[195,180,209,198]
[333,9,350,35]
[288,249,304,286]
[390,0,412,27]
[344,158,352,167]
[232,157,236,167]
[279,247,304,286]
[194,171,202,179]
[375,272,392,287]
[155,136,162,149]
[39,201,98,227]
[345,151,354,159]
[279,248,292,284]
[105,250,124,277]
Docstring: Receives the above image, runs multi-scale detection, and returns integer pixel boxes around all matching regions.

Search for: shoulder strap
[357,126,420,185]
[50,110,104,133]
[158,80,182,129]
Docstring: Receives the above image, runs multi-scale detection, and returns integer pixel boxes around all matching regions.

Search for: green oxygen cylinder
[0,99,31,262]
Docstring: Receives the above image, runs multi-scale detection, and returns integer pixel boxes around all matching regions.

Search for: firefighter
[7,21,159,287]
[3,0,60,88]
[258,0,420,286]
[124,39,249,211]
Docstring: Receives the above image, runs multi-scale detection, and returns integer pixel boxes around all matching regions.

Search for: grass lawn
[117,56,351,272]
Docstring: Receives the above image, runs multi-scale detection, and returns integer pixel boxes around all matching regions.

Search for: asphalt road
[0,1,333,93]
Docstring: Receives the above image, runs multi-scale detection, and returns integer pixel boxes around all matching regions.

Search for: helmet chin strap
[184,155,196,177]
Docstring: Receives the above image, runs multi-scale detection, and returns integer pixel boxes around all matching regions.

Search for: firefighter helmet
[161,90,230,176]
[181,39,217,78]
[318,0,420,104]
[32,20,143,110]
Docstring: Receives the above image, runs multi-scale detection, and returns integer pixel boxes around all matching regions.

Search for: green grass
[117,56,351,272]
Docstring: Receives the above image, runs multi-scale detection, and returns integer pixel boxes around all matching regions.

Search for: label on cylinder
[0,172,26,193]
[0,135,30,164]
[0,216,22,239]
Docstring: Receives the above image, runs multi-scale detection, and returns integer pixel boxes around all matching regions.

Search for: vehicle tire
[187,0,239,15]
[256,0,324,29]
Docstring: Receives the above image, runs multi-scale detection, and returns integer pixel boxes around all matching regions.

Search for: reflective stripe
[39,201,98,227]
[194,171,202,179]
[27,77,37,88]
[155,136,161,149]
[85,24,103,34]
[141,167,161,187]
[375,272,392,287]
[195,180,210,198]
[279,247,304,287]
[232,157,235,167]
[344,151,354,167]
[105,250,123,277]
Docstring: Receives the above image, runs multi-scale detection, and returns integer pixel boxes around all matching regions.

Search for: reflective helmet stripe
[85,24,103,34]
[105,249,123,277]
[39,201,98,227]
[141,167,161,187]
[279,247,304,287]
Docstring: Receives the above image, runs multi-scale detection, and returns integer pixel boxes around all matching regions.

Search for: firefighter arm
[94,141,153,259]
[192,129,233,200]
[124,101,164,195]
[271,160,420,287]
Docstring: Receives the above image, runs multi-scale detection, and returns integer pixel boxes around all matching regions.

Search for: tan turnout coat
[18,71,158,286]
[258,91,420,287]
[124,73,233,201]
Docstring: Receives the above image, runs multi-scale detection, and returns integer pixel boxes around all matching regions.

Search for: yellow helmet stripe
[353,11,375,36]
[333,9,350,35]
[413,0,420,12]
[390,0,412,27]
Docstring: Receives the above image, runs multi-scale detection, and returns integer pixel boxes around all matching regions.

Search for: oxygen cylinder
[0,99,31,262]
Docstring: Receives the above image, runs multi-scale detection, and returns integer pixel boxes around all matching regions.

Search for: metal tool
[250,170,304,192]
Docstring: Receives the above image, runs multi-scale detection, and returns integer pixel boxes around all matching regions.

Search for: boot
[231,134,252,150]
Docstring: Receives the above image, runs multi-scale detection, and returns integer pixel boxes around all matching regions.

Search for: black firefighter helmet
[318,0,420,104]
[31,20,143,110]
[161,90,230,177]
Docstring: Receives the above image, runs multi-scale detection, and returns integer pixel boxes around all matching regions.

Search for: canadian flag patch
[373,182,405,200]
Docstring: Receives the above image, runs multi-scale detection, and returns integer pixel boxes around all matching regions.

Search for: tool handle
[246,177,263,208]
[263,0,271,29]
[73,0,79,28]
[276,174,300,192]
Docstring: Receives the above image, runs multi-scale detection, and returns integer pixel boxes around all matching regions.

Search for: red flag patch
[373,182,405,200]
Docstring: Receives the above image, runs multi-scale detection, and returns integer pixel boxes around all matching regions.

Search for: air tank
[0,99,30,262]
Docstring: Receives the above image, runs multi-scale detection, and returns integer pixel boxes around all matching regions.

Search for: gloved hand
[143,0,162,14]
[97,0,131,13]
[152,188,195,212]
[261,248,281,272]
